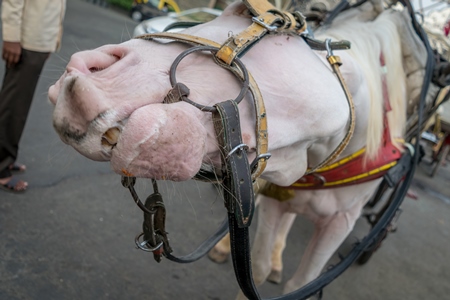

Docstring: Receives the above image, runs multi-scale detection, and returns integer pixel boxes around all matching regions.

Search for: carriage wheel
[430,144,450,177]
[357,177,403,265]
[356,228,389,265]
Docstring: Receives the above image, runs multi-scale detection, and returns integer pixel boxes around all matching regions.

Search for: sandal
[0,176,28,193]
[9,163,26,174]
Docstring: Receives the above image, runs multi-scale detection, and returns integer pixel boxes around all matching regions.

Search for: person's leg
[0,49,49,191]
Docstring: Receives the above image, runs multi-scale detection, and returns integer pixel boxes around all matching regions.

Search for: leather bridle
[120,0,361,299]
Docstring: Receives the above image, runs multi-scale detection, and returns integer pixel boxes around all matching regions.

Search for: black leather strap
[213,100,260,299]
[228,212,260,300]
[302,36,351,51]
[164,217,229,263]
[213,100,255,228]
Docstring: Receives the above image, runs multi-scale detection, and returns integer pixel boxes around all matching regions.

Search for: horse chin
[109,103,207,181]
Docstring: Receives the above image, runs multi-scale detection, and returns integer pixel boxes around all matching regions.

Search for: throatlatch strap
[213,100,255,228]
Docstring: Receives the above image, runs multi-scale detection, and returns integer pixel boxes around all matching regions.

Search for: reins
[120,0,434,299]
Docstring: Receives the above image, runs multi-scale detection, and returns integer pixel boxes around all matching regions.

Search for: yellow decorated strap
[305,53,356,174]
[215,0,307,65]
[216,12,282,65]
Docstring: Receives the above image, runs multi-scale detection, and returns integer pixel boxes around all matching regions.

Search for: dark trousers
[0,49,49,178]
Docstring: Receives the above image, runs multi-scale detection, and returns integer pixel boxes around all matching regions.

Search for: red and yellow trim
[290,126,403,189]
[290,154,399,189]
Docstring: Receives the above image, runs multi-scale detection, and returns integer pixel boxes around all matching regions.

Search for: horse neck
[315,8,408,160]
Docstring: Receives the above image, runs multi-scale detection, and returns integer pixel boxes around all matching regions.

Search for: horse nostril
[89,54,120,73]
[66,51,121,75]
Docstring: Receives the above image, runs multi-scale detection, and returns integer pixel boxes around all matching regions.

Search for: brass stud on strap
[328,55,342,66]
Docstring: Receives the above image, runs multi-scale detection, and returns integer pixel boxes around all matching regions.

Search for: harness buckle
[226,143,249,159]
[252,16,278,31]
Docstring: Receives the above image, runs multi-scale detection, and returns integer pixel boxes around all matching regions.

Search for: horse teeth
[102,127,121,146]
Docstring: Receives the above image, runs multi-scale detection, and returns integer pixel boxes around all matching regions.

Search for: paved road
[1,1,449,299]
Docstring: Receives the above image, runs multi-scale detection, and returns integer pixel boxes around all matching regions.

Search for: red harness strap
[290,53,403,189]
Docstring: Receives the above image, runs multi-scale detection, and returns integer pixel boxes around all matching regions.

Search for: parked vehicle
[130,0,180,22]
[133,7,222,36]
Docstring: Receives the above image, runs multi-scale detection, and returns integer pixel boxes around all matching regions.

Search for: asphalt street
[0,1,449,299]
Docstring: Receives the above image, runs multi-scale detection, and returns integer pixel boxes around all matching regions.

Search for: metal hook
[250,153,272,172]
[312,173,327,186]
[325,38,333,58]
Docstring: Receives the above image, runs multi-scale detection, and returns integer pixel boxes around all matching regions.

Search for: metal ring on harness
[135,232,164,252]
[169,45,250,113]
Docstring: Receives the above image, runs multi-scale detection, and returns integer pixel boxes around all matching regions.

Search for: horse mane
[315,7,408,160]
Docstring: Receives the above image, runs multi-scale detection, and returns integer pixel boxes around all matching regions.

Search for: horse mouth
[102,126,121,150]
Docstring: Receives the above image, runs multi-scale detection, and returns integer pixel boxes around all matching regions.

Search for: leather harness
[121,0,375,299]
[118,0,436,298]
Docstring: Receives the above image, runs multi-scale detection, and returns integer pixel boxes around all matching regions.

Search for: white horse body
[49,1,425,298]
